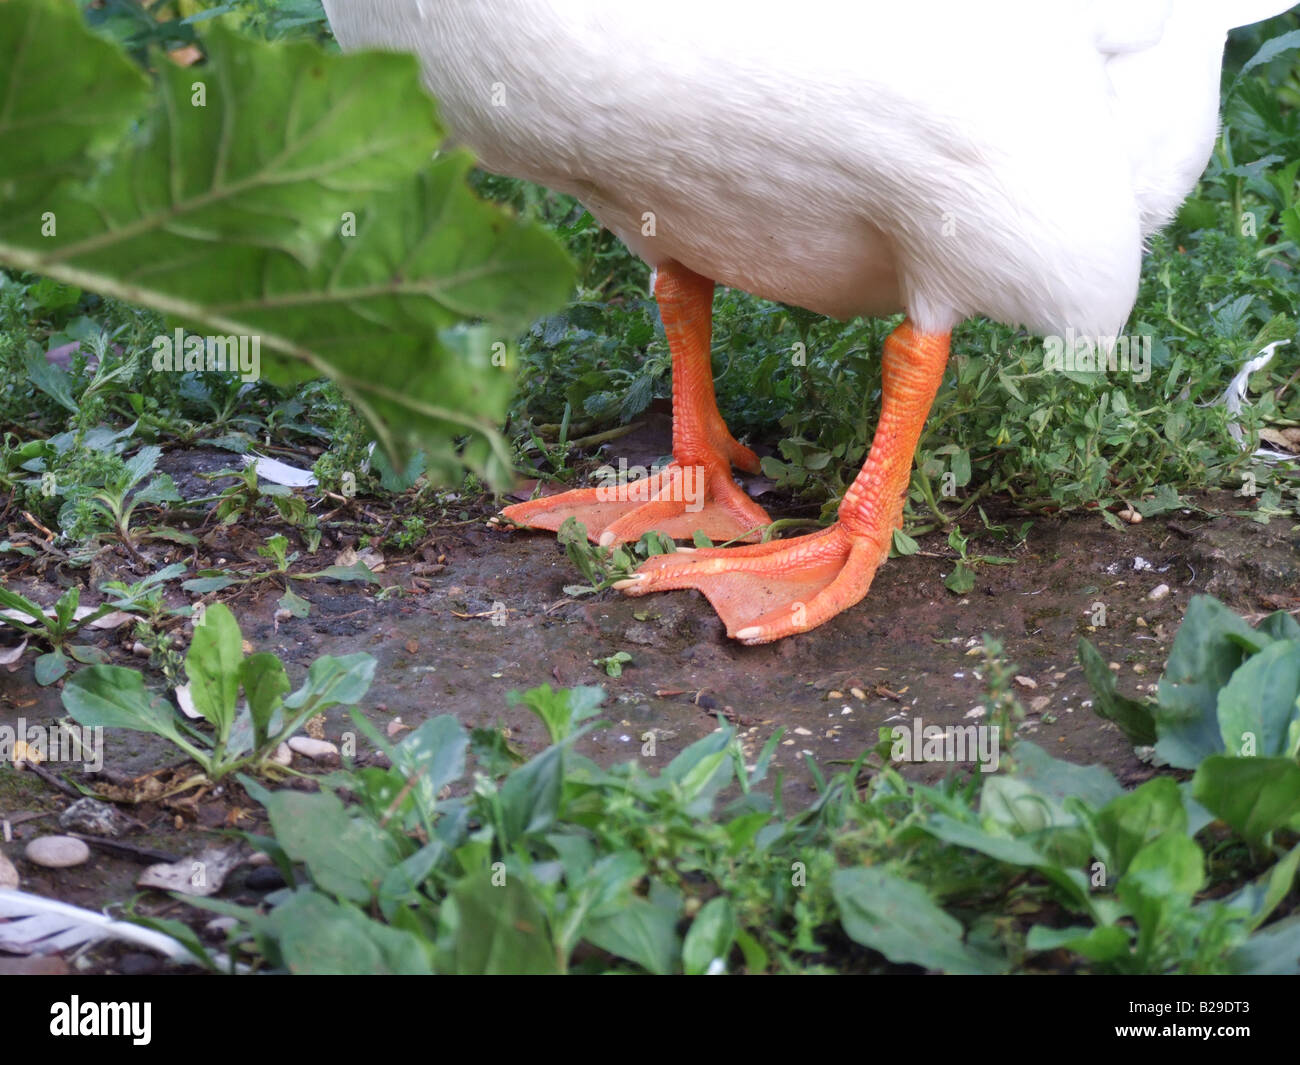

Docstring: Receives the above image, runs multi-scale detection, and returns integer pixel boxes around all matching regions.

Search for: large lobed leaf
[0,0,575,486]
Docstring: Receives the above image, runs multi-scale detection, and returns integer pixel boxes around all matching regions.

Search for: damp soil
[1,433,1297,971]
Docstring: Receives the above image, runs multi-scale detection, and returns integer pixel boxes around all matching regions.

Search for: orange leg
[615,320,950,644]
[501,262,771,545]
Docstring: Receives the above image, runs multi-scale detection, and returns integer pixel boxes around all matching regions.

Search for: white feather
[0,889,211,967]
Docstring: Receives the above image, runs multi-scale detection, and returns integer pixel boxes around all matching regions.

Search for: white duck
[322,0,1296,643]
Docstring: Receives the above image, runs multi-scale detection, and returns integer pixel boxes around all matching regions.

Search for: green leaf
[944,560,976,595]
[1153,595,1265,768]
[0,586,49,628]
[66,644,109,665]
[0,0,149,213]
[306,563,380,585]
[682,897,737,975]
[33,650,68,686]
[241,653,290,750]
[1118,832,1204,911]
[1228,29,1300,99]
[282,653,376,712]
[181,575,239,594]
[266,890,430,975]
[377,839,448,919]
[256,787,401,904]
[186,602,244,736]
[1220,843,1300,932]
[451,874,557,975]
[583,895,681,975]
[1216,639,1300,757]
[891,529,919,556]
[390,715,470,819]
[122,446,161,492]
[1192,756,1300,847]
[1012,741,1125,809]
[499,743,563,844]
[1233,913,1300,975]
[61,665,191,748]
[1093,777,1187,878]
[23,350,78,413]
[277,586,311,618]
[1025,924,1131,963]
[920,814,1091,910]
[832,867,1003,974]
[511,683,606,744]
[1079,638,1156,746]
[0,11,574,487]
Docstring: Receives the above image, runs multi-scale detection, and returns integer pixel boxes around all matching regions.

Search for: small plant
[387,515,428,551]
[1082,594,1300,854]
[205,464,308,528]
[940,526,1017,595]
[593,651,633,677]
[85,446,182,559]
[99,563,191,625]
[554,517,676,596]
[62,603,375,782]
[0,584,114,684]
[181,533,378,616]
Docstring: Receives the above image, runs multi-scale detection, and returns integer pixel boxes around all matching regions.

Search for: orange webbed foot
[500,458,772,545]
[614,523,889,644]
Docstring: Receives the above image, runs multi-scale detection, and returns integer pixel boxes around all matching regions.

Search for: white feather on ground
[0,889,210,967]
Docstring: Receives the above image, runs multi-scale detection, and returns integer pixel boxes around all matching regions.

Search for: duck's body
[324,0,1295,643]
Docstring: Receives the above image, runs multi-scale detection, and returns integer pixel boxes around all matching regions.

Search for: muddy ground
[1,427,1298,971]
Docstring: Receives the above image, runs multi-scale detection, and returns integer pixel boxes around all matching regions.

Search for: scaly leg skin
[500,262,772,546]
[615,321,951,644]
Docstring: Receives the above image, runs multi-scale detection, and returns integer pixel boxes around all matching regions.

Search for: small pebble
[850,687,866,700]
[24,835,90,869]
[0,850,18,889]
[287,737,339,761]
[1148,584,1170,601]
[270,743,292,767]
[1013,676,1037,690]
[826,690,843,700]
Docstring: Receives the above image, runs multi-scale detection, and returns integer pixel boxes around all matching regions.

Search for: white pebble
[1148,584,1170,601]
[25,835,90,869]
[0,850,18,889]
[287,737,339,761]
